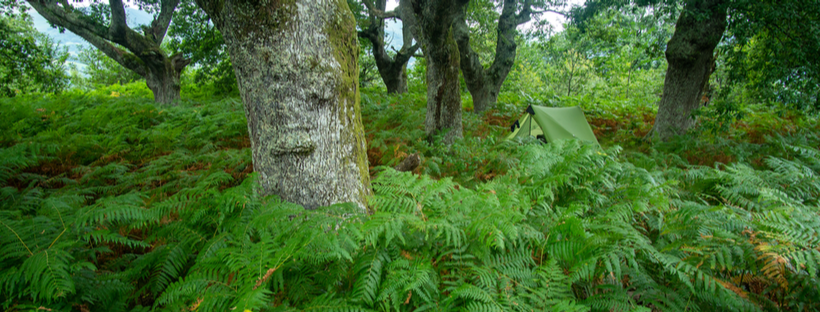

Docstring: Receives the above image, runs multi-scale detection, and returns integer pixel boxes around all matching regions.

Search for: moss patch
[230,0,297,42]
[326,0,371,203]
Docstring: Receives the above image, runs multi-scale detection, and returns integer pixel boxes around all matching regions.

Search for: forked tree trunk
[454,0,534,114]
[651,0,728,141]
[359,0,418,94]
[197,0,370,210]
[404,0,468,144]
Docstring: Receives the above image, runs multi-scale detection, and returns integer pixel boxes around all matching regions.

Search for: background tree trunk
[145,72,179,104]
[652,0,727,141]
[359,0,418,94]
[424,35,463,143]
[454,0,534,114]
[404,0,468,144]
[145,53,189,103]
[381,64,409,94]
[197,0,370,210]
[466,85,498,114]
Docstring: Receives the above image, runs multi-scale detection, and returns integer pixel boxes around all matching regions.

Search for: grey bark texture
[359,0,419,94]
[195,0,371,210]
[404,0,469,144]
[651,0,728,141]
[454,0,535,114]
[27,0,189,104]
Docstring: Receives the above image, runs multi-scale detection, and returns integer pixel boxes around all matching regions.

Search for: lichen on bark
[326,0,371,207]
[199,0,371,211]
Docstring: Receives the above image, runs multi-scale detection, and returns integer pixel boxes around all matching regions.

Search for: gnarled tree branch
[149,0,180,43]
[108,0,128,43]
[27,0,188,103]
[362,0,401,19]
[29,0,111,41]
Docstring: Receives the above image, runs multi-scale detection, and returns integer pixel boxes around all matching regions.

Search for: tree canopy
[0,13,69,97]
[724,0,820,108]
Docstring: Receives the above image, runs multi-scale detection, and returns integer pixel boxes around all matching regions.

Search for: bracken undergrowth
[1,85,818,311]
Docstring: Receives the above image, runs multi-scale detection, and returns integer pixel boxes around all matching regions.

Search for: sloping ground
[1,87,819,311]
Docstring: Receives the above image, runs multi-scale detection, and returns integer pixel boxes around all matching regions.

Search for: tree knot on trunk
[270,131,316,156]
[171,53,192,71]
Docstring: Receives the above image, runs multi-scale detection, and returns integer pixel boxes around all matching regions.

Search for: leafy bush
[0,14,69,97]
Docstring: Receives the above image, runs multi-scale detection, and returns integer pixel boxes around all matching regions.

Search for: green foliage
[503,7,669,116]
[0,0,27,16]
[74,45,144,89]
[2,88,819,311]
[360,89,522,187]
[723,0,820,109]
[167,0,238,97]
[461,0,502,67]
[346,0,380,90]
[0,89,251,311]
[0,14,69,97]
[571,0,819,112]
[4,0,820,309]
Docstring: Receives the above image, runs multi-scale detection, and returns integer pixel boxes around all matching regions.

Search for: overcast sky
[29,1,585,70]
[383,0,583,32]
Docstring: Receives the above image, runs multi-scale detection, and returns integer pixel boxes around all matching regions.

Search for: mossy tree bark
[196,0,371,210]
[454,0,535,114]
[359,0,419,94]
[404,0,469,144]
[651,0,728,141]
[27,0,189,104]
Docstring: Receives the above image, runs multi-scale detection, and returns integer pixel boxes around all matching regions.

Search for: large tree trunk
[145,71,181,104]
[454,0,533,114]
[197,0,370,210]
[359,0,418,94]
[404,0,468,144]
[651,0,728,141]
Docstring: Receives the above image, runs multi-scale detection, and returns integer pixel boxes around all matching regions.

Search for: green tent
[507,105,599,144]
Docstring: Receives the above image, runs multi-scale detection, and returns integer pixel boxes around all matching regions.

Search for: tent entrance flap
[507,114,545,140]
[506,105,599,144]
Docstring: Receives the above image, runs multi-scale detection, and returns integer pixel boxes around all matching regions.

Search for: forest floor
[2,84,819,311]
